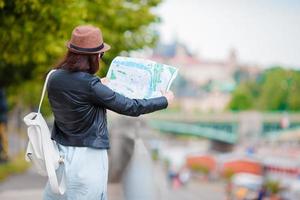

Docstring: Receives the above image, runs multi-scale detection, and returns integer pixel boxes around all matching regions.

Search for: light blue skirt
[43,143,108,200]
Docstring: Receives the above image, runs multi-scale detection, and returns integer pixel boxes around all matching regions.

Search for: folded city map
[106,56,178,99]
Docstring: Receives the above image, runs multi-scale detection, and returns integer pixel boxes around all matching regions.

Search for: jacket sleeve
[89,77,168,116]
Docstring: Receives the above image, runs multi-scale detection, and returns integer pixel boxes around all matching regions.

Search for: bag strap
[44,148,66,194]
[38,69,57,114]
[39,124,66,194]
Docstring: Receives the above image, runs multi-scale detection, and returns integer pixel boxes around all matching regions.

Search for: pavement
[0,168,226,200]
[166,180,226,200]
[0,168,47,200]
[0,139,226,200]
[0,168,124,200]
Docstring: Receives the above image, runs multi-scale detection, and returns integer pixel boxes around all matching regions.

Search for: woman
[43,25,174,200]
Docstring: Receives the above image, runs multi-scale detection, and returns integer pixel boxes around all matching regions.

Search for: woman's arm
[89,77,169,116]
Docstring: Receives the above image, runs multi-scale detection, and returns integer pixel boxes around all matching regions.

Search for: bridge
[149,120,237,144]
[147,112,300,145]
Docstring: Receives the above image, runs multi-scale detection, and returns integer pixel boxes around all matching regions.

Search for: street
[0,168,124,200]
[166,180,226,200]
[0,167,225,200]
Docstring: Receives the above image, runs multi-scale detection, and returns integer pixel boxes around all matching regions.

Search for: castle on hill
[148,40,261,112]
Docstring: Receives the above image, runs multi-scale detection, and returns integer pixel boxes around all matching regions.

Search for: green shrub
[190,163,210,175]
[265,180,281,194]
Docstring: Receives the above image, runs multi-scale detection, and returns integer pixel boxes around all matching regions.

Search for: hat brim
[66,42,111,54]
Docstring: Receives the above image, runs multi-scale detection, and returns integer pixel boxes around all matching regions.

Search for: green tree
[229,81,260,111]
[258,68,289,110]
[0,0,162,110]
[229,67,300,111]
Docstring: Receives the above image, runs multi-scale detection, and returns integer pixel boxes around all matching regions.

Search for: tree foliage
[0,0,162,111]
[229,67,300,111]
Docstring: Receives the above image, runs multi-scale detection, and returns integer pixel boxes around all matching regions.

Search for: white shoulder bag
[23,69,66,194]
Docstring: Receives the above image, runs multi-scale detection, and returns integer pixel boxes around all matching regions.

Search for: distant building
[150,41,237,87]
[149,40,262,112]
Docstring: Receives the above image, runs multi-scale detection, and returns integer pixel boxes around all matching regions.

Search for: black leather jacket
[47,69,168,149]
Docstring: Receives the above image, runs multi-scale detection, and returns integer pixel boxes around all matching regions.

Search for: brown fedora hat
[66,25,111,54]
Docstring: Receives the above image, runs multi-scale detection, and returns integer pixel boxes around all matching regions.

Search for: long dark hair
[55,51,99,74]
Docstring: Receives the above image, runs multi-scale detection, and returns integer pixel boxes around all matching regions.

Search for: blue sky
[155,0,300,67]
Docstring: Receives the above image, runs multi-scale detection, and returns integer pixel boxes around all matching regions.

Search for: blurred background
[1,0,300,199]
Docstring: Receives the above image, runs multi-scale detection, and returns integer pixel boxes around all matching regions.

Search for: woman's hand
[162,90,174,105]
[101,77,109,85]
